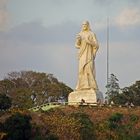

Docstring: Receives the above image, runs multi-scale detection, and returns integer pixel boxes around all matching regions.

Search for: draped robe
[75,31,99,90]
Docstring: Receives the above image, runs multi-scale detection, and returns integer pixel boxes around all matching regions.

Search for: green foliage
[111,93,127,105]
[0,71,72,108]
[3,113,32,140]
[108,113,123,130]
[106,74,120,103]
[0,79,15,94]
[107,80,140,106]
[109,113,123,123]
[71,112,95,140]
[0,94,12,110]
[107,112,140,140]
[12,88,33,108]
[121,81,140,106]
[130,114,139,122]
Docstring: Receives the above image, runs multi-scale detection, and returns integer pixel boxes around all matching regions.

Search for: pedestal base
[68,89,97,105]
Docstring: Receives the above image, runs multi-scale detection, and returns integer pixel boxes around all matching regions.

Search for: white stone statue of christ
[75,21,99,91]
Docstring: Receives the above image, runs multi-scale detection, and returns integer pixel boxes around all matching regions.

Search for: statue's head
[82,21,91,31]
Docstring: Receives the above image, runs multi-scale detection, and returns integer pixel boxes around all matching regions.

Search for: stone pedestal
[68,89,97,105]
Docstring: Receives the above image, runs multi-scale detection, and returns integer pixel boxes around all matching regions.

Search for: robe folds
[75,31,99,90]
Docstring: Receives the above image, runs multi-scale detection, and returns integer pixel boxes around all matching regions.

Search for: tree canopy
[106,74,140,106]
[0,71,72,109]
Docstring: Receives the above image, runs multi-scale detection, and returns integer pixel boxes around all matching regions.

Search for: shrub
[71,112,95,140]
[0,94,12,110]
[3,113,32,140]
[108,112,123,129]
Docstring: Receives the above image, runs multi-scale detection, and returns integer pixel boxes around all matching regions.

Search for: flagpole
[107,17,109,93]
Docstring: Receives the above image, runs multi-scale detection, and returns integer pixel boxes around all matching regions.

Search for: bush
[108,112,123,130]
[3,113,32,140]
[109,113,123,122]
[71,112,95,140]
[0,94,12,110]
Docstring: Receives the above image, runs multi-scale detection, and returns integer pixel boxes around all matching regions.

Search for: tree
[0,71,73,108]
[0,94,12,110]
[0,79,15,94]
[106,74,120,103]
[121,81,140,106]
[106,80,140,106]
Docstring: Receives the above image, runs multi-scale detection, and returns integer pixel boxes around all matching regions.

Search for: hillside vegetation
[1,71,140,139]
[0,106,140,140]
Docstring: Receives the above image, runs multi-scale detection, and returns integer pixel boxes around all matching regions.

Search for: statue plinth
[68,89,97,105]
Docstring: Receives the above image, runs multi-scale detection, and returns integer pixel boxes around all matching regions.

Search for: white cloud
[115,7,140,27]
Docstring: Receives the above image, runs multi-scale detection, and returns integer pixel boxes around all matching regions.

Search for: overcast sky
[0,0,140,94]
